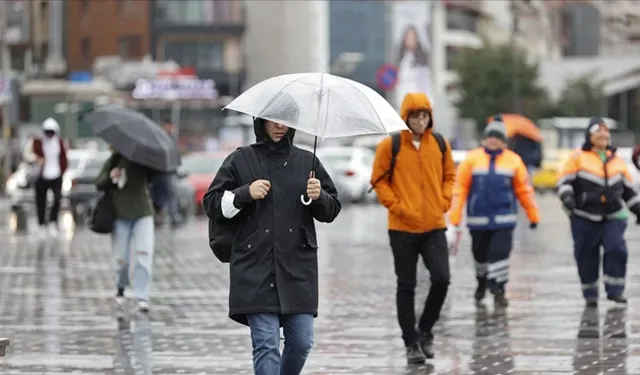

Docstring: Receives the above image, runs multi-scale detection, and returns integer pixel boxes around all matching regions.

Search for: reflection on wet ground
[0,196,638,374]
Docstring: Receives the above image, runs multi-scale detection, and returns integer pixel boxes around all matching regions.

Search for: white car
[316,147,376,203]
[451,149,467,166]
[5,149,110,208]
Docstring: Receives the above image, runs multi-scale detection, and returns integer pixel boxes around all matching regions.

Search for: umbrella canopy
[224,72,407,139]
[487,114,542,143]
[84,105,181,172]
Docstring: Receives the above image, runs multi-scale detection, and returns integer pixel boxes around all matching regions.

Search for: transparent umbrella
[224,72,407,205]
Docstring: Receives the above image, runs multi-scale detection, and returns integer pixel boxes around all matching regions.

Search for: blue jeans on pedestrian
[112,216,155,301]
[166,176,180,222]
[247,313,314,375]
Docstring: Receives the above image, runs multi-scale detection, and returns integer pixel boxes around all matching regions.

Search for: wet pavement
[1,195,639,374]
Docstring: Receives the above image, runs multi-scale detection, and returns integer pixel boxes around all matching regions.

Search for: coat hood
[400,92,433,130]
[253,92,300,143]
[42,117,60,133]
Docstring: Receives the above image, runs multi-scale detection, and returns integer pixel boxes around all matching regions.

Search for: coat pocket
[300,226,318,250]
[233,227,260,254]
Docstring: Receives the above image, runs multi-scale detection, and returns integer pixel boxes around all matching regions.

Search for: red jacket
[31,137,69,174]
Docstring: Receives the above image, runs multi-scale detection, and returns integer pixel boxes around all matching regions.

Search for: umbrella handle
[300,195,312,206]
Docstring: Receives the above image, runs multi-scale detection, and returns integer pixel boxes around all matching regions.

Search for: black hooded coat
[203,115,341,326]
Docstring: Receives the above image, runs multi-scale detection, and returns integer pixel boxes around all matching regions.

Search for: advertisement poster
[392,1,433,110]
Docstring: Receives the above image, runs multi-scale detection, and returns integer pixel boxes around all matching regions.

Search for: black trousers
[470,229,513,293]
[389,229,450,347]
[34,177,62,226]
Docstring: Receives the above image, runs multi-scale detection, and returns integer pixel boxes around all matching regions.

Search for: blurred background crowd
[2,0,640,225]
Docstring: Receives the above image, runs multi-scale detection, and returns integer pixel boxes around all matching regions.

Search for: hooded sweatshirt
[23,117,68,179]
[370,92,456,233]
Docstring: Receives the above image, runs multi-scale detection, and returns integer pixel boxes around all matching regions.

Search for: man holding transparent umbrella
[204,92,341,375]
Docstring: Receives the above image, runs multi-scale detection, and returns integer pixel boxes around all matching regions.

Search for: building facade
[244,0,329,87]
[149,0,246,97]
[65,0,151,72]
[328,0,386,93]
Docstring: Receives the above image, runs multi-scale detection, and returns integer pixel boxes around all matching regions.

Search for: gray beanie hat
[484,120,507,142]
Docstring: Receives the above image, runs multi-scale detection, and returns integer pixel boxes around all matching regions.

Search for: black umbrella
[83,105,181,172]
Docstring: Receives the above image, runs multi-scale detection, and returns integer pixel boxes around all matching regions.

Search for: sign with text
[132,78,219,100]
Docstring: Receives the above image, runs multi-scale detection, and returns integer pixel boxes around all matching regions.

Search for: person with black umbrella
[96,148,158,313]
[84,105,180,313]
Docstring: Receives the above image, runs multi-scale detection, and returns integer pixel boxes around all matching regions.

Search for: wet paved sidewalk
[1,196,639,374]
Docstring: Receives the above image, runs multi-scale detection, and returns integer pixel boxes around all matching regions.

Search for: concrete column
[44,0,66,74]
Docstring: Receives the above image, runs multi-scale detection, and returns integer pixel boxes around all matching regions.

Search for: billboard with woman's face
[392,1,432,110]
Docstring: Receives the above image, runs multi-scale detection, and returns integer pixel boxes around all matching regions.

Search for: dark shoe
[419,332,434,359]
[607,295,628,305]
[474,283,486,301]
[585,298,598,308]
[406,343,426,364]
[494,291,509,308]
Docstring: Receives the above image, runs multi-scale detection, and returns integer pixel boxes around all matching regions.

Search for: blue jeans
[112,216,155,301]
[166,176,180,221]
[247,313,314,375]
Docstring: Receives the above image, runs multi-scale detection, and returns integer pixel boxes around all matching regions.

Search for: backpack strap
[432,132,447,156]
[238,146,262,182]
[388,133,402,183]
[431,132,448,182]
[369,133,401,192]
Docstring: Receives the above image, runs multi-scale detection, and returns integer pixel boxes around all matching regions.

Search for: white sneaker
[36,226,48,241]
[136,300,149,313]
[48,223,59,238]
[113,296,126,309]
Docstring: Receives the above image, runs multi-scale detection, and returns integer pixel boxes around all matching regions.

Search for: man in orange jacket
[370,92,456,364]
[449,120,540,307]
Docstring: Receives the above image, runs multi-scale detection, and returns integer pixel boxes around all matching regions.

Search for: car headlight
[5,178,16,193]
[62,178,73,193]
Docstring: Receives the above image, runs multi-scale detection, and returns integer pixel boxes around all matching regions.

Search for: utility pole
[0,2,13,186]
[510,1,522,114]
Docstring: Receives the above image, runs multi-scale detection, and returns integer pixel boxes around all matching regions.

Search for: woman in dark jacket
[203,95,341,375]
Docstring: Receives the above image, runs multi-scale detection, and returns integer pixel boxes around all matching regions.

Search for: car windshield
[181,155,225,175]
[67,157,82,171]
[318,153,351,166]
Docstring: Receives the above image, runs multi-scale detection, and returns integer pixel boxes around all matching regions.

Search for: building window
[118,35,142,59]
[163,41,224,71]
[446,8,478,33]
[81,37,91,64]
[154,0,238,24]
[446,46,461,70]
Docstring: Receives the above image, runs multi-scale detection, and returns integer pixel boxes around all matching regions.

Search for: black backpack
[208,146,262,263]
[370,132,447,191]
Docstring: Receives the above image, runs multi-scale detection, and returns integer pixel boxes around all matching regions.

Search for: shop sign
[132,78,219,100]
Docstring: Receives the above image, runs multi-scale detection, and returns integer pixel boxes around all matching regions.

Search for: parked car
[65,151,111,222]
[5,149,109,210]
[178,152,228,214]
[531,148,573,193]
[451,150,467,166]
[316,146,376,203]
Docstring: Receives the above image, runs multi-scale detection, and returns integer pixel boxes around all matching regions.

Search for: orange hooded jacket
[370,93,456,233]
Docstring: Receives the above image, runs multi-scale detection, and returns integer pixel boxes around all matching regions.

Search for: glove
[529,223,538,229]
[561,195,576,211]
